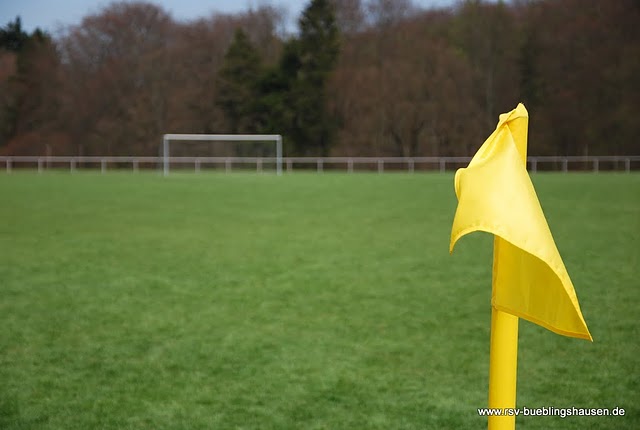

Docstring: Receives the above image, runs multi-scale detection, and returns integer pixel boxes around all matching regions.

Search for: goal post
[162,134,283,176]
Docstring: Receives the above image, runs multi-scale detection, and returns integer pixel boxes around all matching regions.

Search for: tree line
[0,0,638,158]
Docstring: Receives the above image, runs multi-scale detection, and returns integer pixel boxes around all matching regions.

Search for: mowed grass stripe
[0,172,638,429]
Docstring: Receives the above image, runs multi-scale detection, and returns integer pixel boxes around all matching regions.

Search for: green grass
[0,171,638,429]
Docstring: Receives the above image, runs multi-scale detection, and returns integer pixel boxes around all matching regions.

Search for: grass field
[0,171,638,429]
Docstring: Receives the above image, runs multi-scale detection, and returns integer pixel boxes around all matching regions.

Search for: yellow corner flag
[450,103,591,341]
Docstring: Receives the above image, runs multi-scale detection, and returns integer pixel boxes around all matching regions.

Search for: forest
[0,0,638,158]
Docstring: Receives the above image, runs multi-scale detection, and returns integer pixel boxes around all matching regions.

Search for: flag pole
[487,115,528,430]
[488,304,519,429]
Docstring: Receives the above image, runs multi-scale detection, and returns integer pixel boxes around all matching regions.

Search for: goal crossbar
[162,134,282,176]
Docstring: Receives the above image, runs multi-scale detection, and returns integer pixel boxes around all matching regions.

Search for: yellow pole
[487,114,528,430]
[487,299,519,429]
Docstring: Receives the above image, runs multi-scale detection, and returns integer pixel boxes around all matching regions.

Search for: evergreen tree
[254,40,300,140]
[280,0,340,156]
[0,18,54,150]
[0,17,29,52]
[296,0,340,156]
[216,28,262,134]
[298,0,340,85]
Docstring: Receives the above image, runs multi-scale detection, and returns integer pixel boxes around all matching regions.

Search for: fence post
[286,159,292,173]
[70,159,76,173]
[225,158,231,173]
[318,159,323,173]
[625,158,630,173]
[593,158,599,173]
[6,158,11,173]
[101,159,106,174]
[408,159,414,173]
[133,159,139,172]
[348,158,353,173]
[562,159,568,173]
[257,158,263,173]
[530,158,537,173]
[378,160,384,173]
[439,159,445,173]
[195,158,200,173]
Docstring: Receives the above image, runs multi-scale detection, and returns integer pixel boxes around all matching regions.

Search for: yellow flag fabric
[450,104,592,341]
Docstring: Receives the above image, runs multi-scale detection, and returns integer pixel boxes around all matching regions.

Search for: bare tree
[329,12,482,157]
[365,0,415,28]
[58,2,173,155]
[332,0,366,34]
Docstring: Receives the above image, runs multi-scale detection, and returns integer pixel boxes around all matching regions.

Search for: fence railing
[1,155,639,173]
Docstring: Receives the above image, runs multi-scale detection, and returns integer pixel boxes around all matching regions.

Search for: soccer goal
[161,134,283,176]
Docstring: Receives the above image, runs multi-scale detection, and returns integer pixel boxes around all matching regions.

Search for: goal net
[161,134,283,176]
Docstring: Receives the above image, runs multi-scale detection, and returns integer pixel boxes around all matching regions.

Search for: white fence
[1,155,639,173]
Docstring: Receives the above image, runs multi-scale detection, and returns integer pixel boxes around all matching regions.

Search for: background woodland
[1,0,638,158]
